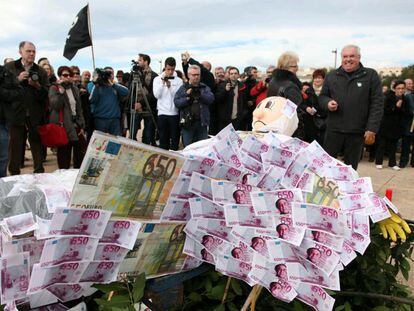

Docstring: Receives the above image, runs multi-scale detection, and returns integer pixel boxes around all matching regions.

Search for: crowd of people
[0,41,413,177]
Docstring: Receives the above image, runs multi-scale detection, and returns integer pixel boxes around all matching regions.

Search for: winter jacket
[5,59,49,126]
[250,80,268,106]
[215,80,248,129]
[49,83,85,142]
[267,69,303,106]
[174,82,214,127]
[378,91,409,139]
[0,66,24,125]
[401,92,414,135]
[319,64,383,134]
[153,72,183,116]
[267,69,304,139]
[89,83,128,119]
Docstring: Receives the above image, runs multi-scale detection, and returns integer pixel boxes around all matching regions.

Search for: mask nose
[253,107,265,120]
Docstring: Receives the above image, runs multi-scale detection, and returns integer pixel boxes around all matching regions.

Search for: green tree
[400,65,414,80]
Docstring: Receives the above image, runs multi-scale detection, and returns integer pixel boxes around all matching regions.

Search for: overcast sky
[1,0,413,73]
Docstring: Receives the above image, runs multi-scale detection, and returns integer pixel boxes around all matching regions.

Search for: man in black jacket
[5,41,49,175]
[215,67,248,131]
[319,44,383,169]
[0,65,23,177]
[132,53,158,146]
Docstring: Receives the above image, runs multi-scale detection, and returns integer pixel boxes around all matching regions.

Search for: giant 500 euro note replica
[119,223,187,278]
[70,132,185,221]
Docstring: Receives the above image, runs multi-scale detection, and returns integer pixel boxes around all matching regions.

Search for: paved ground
[20,148,414,288]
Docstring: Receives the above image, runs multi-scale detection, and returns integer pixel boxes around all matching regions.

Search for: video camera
[131,60,143,75]
[94,68,112,86]
[162,76,174,82]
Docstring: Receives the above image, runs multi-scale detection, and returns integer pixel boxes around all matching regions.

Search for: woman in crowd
[300,69,327,144]
[49,66,87,169]
[41,63,57,84]
[375,80,409,170]
[267,51,304,139]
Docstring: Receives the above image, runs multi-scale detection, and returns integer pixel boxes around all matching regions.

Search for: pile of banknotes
[161,124,398,311]
[0,209,141,310]
[0,124,399,311]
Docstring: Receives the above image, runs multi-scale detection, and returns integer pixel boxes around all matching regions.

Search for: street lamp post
[331,49,338,69]
[158,60,163,74]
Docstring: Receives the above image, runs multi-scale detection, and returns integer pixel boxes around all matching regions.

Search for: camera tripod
[127,68,158,140]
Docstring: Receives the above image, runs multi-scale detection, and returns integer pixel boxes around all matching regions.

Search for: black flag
[63,5,92,60]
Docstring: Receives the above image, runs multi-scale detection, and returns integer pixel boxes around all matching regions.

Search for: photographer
[0,65,23,177]
[174,65,214,147]
[89,67,128,136]
[215,67,248,131]
[131,54,158,145]
[153,57,183,150]
[250,65,275,105]
[5,41,49,175]
[49,66,86,169]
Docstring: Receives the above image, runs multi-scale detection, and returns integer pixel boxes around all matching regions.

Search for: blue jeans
[0,123,9,177]
[182,120,208,147]
[94,118,121,136]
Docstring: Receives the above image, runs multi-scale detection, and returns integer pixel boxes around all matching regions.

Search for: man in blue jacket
[174,65,214,147]
[89,67,128,136]
[319,45,383,170]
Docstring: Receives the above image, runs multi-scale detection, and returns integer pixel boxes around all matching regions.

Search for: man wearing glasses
[174,65,214,147]
[5,41,49,175]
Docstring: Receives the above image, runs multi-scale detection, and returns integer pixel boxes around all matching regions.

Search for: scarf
[136,66,153,101]
[313,84,322,96]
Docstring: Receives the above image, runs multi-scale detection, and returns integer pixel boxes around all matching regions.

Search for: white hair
[341,44,361,56]
[277,51,299,70]
[188,64,201,72]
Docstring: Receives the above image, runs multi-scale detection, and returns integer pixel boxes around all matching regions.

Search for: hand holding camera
[55,82,65,94]
[306,107,317,115]
[162,76,174,88]
[181,51,190,64]
[94,68,112,86]
[17,71,29,82]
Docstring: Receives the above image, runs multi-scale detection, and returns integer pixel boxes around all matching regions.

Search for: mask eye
[265,101,274,109]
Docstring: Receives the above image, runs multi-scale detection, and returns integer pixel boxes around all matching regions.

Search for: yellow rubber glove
[378,210,411,242]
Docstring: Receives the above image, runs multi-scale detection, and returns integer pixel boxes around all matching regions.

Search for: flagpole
[86,3,96,70]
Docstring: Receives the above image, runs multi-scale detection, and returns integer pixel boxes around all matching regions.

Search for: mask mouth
[253,120,266,127]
